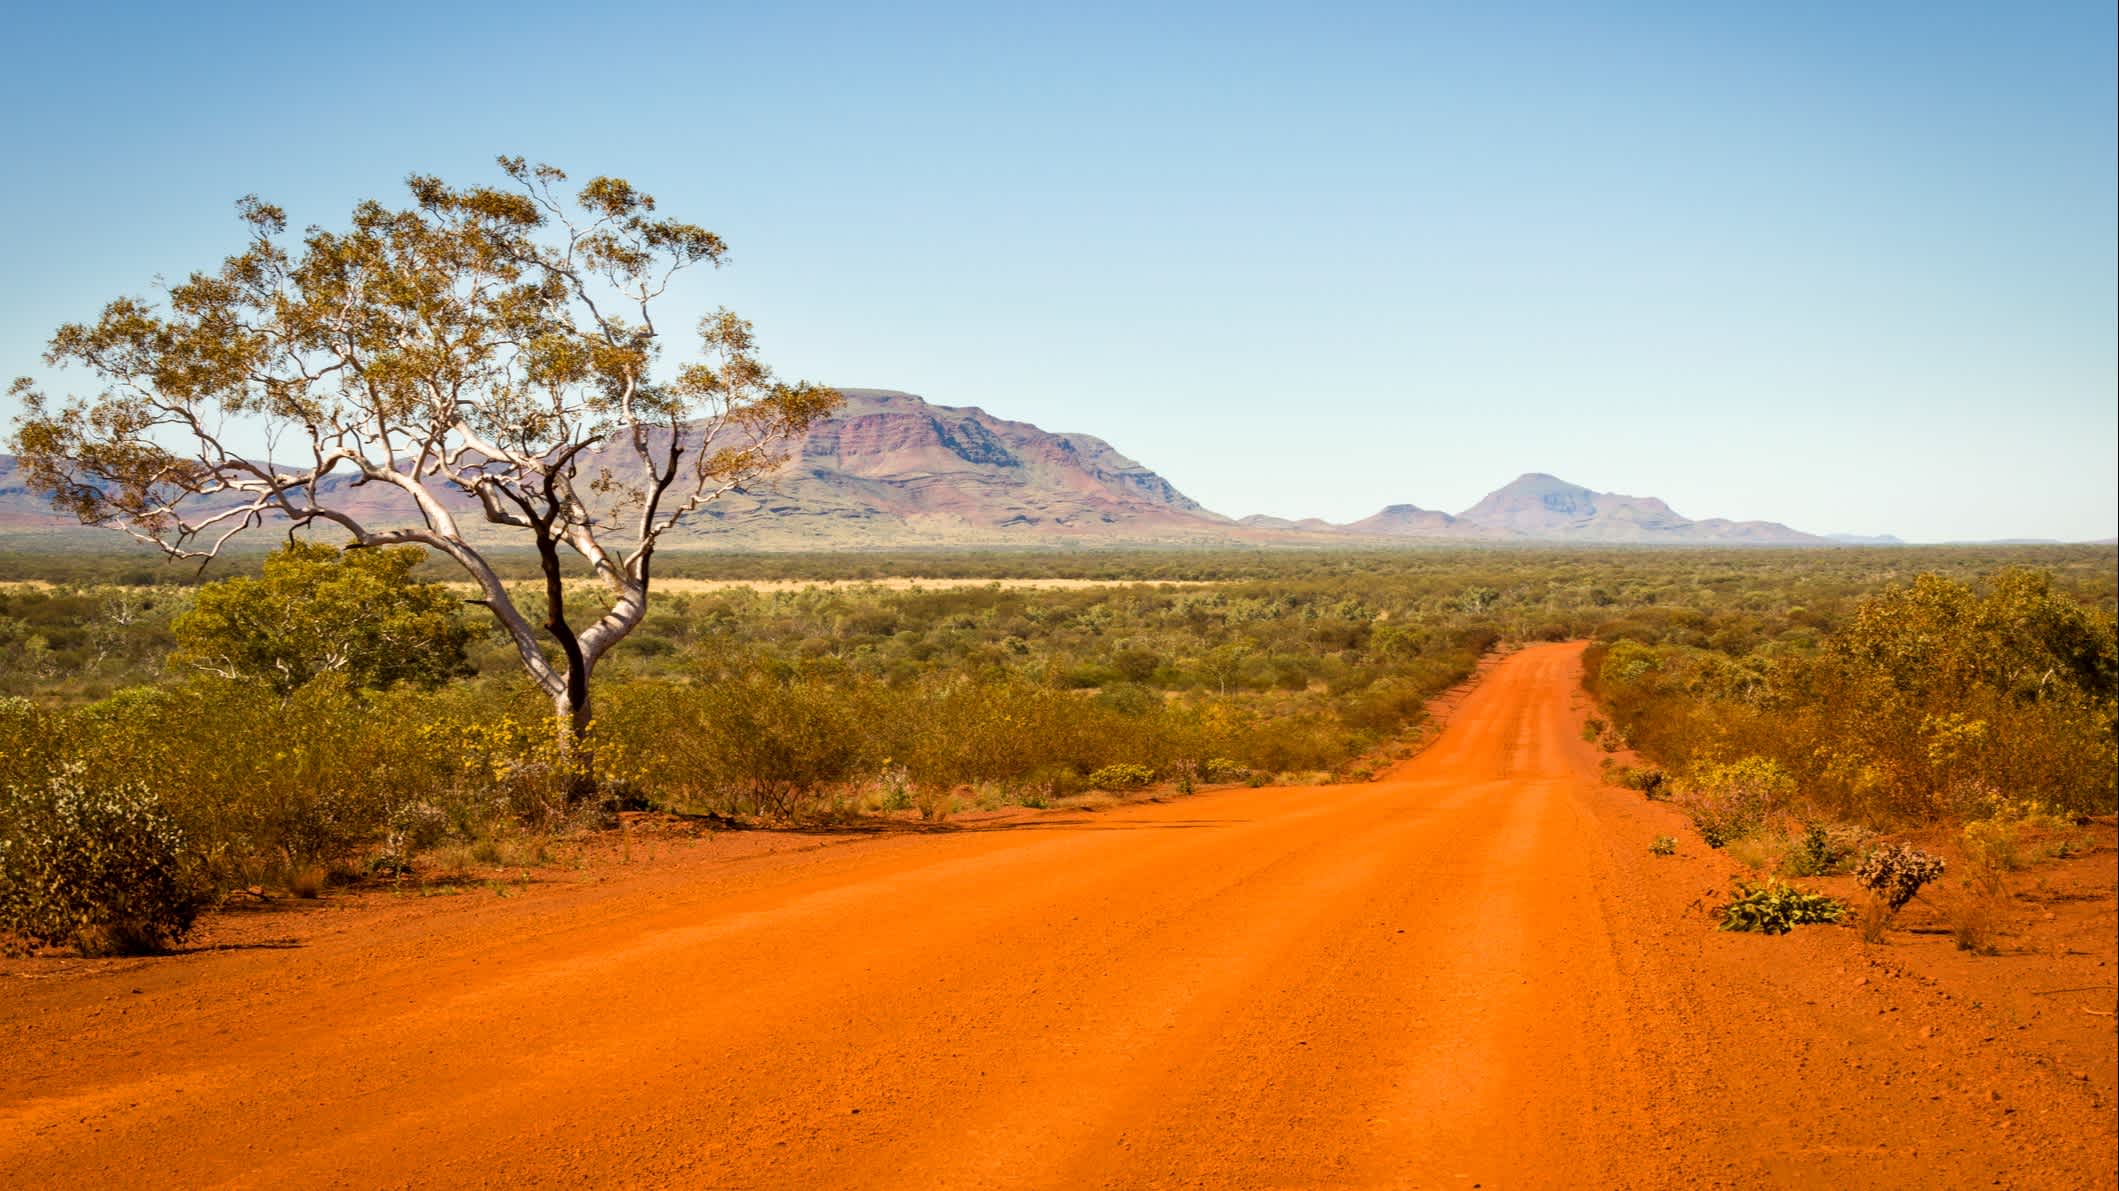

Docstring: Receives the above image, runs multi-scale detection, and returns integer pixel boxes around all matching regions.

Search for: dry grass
[1944,870,2012,955]
[287,865,327,899]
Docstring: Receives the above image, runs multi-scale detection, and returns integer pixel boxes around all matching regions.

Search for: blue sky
[4,1,2113,541]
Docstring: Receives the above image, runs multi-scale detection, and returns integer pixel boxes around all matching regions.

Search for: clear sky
[4,1,2113,542]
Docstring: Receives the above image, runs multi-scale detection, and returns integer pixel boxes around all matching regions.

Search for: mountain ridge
[2,389,1861,547]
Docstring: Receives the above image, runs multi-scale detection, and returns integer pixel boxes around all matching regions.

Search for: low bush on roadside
[1944,870,2009,954]
[0,767,206,955]
[1781,821,1875,877]
[1716,878,1845,935]
[1960,797,2085,872]
[1086,763,1156,791]
[1649,835,1677,856]
[1854,843,1946,914]
[1607,763,1668,799]
[1676,756,1795,848]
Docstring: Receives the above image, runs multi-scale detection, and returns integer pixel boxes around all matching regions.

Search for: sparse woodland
[1,542,2113,953]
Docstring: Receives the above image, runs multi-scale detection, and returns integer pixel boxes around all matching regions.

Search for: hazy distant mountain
[0,392,1861,549]
[0,390,1230,549]
[1339,504,1473,538]
[0,455,75,531]
[1826,532,1906,545]
[1433,473,1819,543]
[1236,514,1337,532]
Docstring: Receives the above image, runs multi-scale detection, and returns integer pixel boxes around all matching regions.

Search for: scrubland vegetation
[1583,555,2114,937]
[2,542,2113,952]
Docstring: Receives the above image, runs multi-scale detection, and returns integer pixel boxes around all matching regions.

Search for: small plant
[1854,843,1946,914]
[1782,821,1875,877]
[1086,763,1155,791]
[876,764,913,813]
[1610,764,1668,799]
[1716,878,1846,935]
[1946,879,2005,955]
[1857,898,1892,943]
[1649,835,1677,856]
[1201,757,1249,783]
[1581,717,1606,742]
[1244,772,1270,788]
[912,784,957,823]
[0,767,205,955]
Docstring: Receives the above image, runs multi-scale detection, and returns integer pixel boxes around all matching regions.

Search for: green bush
[1781,821,1874,877]
[1086,763,1156,791]
[0,767,205,955]
[1677,756,1795,848]
[1615,764,1668,799]
[1649,835,1677,856]
[1716,878,1845,935]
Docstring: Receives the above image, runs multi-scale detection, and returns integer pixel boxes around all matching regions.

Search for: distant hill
[1826,532,1906,546]
[668,389,1231,546]
[0,390,1856,549]
[1435,473,1823,544]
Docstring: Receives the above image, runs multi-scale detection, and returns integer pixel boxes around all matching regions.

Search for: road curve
[1,643,2110,1188]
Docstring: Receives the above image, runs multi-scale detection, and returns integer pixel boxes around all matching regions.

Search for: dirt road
[2,643,2111,1188]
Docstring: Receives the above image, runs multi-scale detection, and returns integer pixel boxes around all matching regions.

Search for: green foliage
[2,545,2110,897]
[1716,879,1845,935]
[173,543,474,697]
[0,767,205,955]
[1854,843,1946,913]
[1675,756,1795,848]
[1609,763,1668,799]
[1086,763,1157,791]
[1588,568,2117,827]
[1781,821,1874,877]
[1649,834,1677,856]
[1959,797,2084,871]
[607,674,871,819]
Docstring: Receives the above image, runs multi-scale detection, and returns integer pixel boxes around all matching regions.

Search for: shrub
[0,767,205,955]
[1610,763,1668,799]
[1649,835,1677,856]
[171,542,475,697]
[1945,870,2008,954]
[1201,756,1250,783]
[1960,797,2081,871]
[1676,756,1795,848]
[1716,879,1845,935]
[1854,843,1946,914]
[1086,763,1156,791]
[1782,821,1874,877]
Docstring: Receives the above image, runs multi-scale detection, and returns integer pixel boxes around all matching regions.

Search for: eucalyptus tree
[10,157,839,751]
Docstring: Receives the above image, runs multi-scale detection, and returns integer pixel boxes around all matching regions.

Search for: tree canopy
[10,157,839,743]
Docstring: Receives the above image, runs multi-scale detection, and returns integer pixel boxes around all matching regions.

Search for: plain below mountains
[1,388,1837,547]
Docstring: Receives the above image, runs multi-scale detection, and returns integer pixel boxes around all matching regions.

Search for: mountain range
[3,388,1845,547]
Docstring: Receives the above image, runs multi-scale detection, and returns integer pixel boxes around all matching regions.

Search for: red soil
[2,642,2112,1187]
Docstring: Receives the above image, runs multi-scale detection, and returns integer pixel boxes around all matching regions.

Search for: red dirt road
[2,643,2112,1188]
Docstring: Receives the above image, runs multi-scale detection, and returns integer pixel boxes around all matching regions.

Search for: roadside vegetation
[1,542,2112,953]
[1585,561,2115,938]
